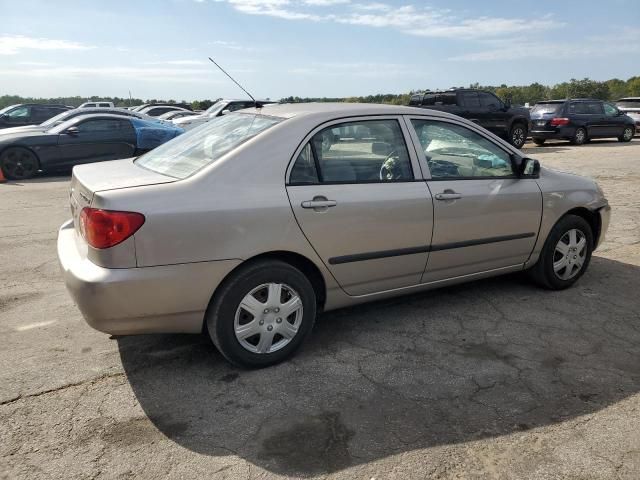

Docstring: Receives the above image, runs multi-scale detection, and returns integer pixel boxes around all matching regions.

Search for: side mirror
[519,157,540,177]
[221,109,231,116]
[65,126,79,135]
[618,109,626,116]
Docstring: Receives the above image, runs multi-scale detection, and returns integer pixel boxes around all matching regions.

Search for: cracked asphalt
[1,139,639,479]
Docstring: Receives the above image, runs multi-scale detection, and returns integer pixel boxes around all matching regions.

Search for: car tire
[532,138,546,146]
[571,127,587,145]
[206,260,317,368]
[509,123,527,149]
[528,214,593,290]
[619,126,634,142]
[0,147,40,180]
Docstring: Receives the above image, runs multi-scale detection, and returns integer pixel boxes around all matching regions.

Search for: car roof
[618,97,640,101]
[237,102,467,121]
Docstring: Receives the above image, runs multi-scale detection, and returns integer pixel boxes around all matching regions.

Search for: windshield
[0,104,19,115]
[616,99,640,109]
[135,113,282,179]
[531,102,563,115]
[204,101,226,116]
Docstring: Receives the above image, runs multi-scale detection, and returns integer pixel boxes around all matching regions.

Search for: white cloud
[214,1,563,39]
[0,34,93,55]
[145,59,208,65]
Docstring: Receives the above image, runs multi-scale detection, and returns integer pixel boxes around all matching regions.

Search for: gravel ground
[1,139,639,479]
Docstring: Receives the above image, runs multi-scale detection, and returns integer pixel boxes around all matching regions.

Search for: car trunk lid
[69,157,176,232]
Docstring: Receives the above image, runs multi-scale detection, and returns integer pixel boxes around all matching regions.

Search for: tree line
[2,76,639,111]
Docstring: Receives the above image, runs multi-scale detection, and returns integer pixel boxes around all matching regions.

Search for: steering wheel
[379,151,402,180]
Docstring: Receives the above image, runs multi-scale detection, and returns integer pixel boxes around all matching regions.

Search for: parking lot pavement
[1,139,639,479]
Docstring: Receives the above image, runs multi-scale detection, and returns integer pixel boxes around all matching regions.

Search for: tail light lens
[550,117,570,126]
[79,208,145,249]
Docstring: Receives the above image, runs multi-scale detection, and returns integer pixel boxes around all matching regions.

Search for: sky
[0,0,638,101]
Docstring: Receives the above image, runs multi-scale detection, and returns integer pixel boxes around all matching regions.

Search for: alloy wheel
[1,149,38,180]
[234,282,304,354]
[512,126,525,147]
[553,228,587,280]
[623,127,633,141]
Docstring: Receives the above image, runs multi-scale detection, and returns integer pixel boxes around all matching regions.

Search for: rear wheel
[206,260,317,368]
[528,214,593,290]
[619,126,634,142]
[532,138,546,146]
[571,127,587,145]
[509,123,527,149]
[0,147,39,180]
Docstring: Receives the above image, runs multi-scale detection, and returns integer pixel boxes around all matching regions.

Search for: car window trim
[403,114,521,181]
[285,114,424,186]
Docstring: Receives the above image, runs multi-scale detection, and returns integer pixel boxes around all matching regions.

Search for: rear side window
[289,119,413,184]
[532,102,563,115]
[421,94,437,106]
[438,93,457,105]
[135,113,282,179]
[461,92,480,108]
[77,119,130,132]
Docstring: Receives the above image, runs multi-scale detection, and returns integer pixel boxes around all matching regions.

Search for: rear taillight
[550,117,570,126]
[79,208,145,249]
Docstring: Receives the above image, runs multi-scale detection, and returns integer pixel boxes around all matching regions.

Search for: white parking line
[16,320,56,331]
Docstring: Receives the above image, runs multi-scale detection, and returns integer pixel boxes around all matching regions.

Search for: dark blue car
[0,114,184,180]
[530,99,635,146]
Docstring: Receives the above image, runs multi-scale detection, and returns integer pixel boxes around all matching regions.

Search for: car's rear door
[406,116,542,282]
[55,118,136,167]
[286,116,434,296]
[602,102,627,137]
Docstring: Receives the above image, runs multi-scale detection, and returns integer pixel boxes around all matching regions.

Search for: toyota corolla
[58,103,610,367]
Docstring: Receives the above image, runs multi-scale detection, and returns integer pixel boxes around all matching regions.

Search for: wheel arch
[0,144,41,165]
[562,207,601,245]
[202,250,327,333]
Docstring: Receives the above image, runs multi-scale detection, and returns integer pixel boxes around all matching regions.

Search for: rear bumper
[57,219,241,335]
[530,126,575,140]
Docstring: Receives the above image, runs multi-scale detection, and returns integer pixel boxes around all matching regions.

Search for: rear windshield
[616,99,640,109]
[531,102,563,115]
[135,113,282,179]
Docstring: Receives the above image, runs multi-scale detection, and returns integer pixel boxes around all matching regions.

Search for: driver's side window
[289,119,413,184]
[410,119,514,179]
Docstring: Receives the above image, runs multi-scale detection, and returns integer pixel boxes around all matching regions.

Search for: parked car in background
[132,103,193,113]
[0,107,171,135]
[58,103,610,368]
[79,101,114,108]
[0,114,183,180]
[158,110,199,121]
[138,105,190,117]
[530,99,635,145]
[172,99,276,130]
[409,89,530,148]
[0,104,71,129]
[616,97,640,134]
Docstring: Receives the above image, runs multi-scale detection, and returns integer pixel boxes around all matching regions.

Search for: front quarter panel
[529,166,608,264]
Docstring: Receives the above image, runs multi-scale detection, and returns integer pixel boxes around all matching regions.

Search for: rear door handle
[435,191,462,201]
[301,196,337,209]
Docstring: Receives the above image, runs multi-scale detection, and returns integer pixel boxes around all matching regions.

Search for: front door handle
[301,196,337,210]
[435,190,462,201]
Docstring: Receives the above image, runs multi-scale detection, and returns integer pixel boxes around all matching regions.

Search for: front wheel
[528,214,593,290]
[206,260,317,368]
[619,126,634,142]
[509,123,527,149]
[0,147,39,180]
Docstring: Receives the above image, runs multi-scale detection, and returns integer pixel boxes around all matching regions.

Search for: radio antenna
[208,57,257,107]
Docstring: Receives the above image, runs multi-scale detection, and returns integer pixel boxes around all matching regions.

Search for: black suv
[0,104,72,129]
[530,99,636,146]
[409,89,530,148]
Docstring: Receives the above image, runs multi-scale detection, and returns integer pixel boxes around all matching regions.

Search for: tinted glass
[461,92,480,108]
[290,143,319,184]
[586,102,603,114]
[31,107,53,122]
[568,102,586,114]
[531,102,563,115]
[135,113,282,179]
[77,119,128,132]
[6,106,30,118]
[439,93,457,105]
[421,94,436,106]
[301,119,413,183]
[411,119,513,179]
[479,92,501,108]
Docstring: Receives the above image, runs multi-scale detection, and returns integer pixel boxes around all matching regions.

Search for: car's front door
[478,92,509,136]
[602,102,627,137]
[54,118,136,168]
[407,117,542,282]
[286,117,434,296]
